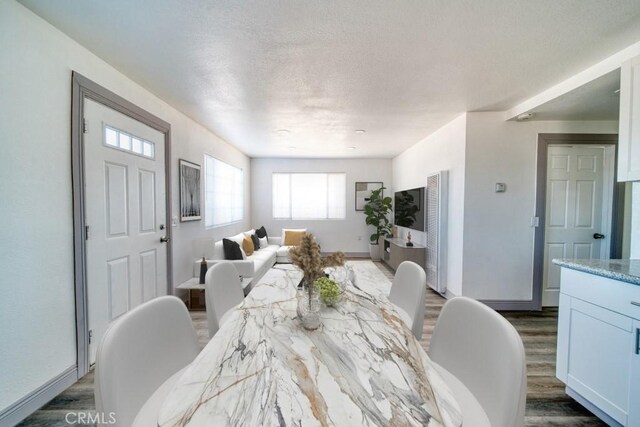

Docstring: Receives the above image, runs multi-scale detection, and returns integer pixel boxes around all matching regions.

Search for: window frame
[204,154,244,228]
[272,172,346,220]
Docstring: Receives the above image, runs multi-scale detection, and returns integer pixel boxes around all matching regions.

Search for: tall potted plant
[364,187,393,261]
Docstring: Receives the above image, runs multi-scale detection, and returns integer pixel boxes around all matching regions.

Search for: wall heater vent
[425,170,448,294]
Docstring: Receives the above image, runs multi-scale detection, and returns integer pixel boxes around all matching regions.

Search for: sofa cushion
[228,233,247,259]
[277,246,294,263]
[259,236,269,248]
[222,238,243,260]
[242,236,255,256]
[256,226,268,238]
[250,233,260,250]
[282,229,306,246]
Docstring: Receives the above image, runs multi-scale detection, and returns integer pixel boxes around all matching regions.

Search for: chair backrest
[94,296,200,427]
[205,261,244,337]
[429,297,527,427]
[388,261,427,339]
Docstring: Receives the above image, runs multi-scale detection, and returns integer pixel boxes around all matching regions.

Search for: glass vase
[297,284,321,330]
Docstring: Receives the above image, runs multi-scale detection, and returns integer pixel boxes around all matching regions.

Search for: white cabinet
[556,268,640,426]
[630,319,640,426]
[618,55,640,182]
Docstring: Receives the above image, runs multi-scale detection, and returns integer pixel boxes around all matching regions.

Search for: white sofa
[193,232,291,294]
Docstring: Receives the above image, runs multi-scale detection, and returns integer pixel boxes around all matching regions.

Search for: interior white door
[84,98,167,363]
[542,145,614,306]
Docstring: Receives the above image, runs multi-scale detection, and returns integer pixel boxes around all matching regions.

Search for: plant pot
[369,243,381,261]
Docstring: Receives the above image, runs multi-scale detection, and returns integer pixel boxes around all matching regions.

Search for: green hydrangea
[314,277,342,306]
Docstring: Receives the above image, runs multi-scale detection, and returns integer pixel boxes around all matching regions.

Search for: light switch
[171,216,178,227]
[495,183,506,193]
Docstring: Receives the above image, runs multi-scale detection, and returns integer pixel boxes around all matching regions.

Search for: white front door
[542,144,614,306]
[84,98,168,363]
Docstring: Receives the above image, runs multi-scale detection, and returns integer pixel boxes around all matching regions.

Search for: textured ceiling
[19,0,640,158]
[524,70,621,121]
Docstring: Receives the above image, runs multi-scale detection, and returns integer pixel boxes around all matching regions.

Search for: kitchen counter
[552,259,640,286]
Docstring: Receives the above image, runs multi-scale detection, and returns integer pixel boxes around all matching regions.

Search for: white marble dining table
[157,261,463,427]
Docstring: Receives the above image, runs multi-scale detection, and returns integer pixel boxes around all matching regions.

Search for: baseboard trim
[0,365,77,426]
[443,289,458,300]
[480,299,540,311]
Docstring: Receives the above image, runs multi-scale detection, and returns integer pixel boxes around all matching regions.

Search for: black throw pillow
[222,238,243,260]
[255,226,268,239]
[251,233,260,250]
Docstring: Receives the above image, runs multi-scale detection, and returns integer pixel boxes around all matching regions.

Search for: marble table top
[158,261,462,427]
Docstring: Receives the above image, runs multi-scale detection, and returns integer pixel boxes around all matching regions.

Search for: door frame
[532,133,623,310]
[71,72,172,377]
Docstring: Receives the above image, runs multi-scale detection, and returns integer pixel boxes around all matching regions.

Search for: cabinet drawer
[560,268,640,320]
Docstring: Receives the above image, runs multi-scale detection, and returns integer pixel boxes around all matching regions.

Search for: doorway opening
[71,72,173,377]
[532,133,624,309]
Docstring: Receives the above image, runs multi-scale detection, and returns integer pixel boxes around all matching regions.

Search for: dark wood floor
[20,262,604,426]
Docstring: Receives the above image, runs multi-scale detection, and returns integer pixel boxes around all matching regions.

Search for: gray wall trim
[342,252,370,258]
[71,72,173,379]
[0,366,77,426]
[480,299,539,311]
[533,134,620,311]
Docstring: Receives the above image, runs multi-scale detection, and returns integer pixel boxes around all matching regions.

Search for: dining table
[157,261,464,426]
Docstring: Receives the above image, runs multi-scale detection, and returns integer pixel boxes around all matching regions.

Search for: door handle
[160,236,170,243]
[593,233,605,239]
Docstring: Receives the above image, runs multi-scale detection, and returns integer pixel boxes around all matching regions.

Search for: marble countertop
[158,261,462,426]
[552,259,640,286]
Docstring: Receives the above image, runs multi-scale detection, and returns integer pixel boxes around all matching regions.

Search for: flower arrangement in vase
[289,233,344,329]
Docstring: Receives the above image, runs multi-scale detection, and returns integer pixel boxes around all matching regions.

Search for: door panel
[542,145,613,306]
[84,98,167,364]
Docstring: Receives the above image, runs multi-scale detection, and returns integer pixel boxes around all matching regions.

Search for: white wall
[251,158,392,253]
[0,1,250,414]
[392,114,467,296]
[463,113,619,300]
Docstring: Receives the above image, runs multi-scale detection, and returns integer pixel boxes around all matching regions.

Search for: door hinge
[85,225,90,240]
[88,329,93,344]
[82,118,88,134]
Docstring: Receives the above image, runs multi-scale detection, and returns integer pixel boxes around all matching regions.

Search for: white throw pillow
[282,228,307,246]
[259,236,269,248]
[243,229,255,237]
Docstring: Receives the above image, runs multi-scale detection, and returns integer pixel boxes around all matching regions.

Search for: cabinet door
[618,55,640,182]
[629,320,640,426]
[565,298,633,425]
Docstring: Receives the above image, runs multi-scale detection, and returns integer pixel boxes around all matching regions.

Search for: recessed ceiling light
[348,146,356,150]
[276,129,290,134]
[288,146,296,150]
[354,130,366,134]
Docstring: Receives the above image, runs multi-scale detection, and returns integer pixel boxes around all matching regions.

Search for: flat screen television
[394,187,425,231]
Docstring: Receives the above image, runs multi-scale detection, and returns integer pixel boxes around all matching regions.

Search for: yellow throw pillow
[242,236,255,256]
[284,230,305,246]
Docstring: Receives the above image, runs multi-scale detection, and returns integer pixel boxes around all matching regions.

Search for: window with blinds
[204,155,244,227]
[272,173,346,220]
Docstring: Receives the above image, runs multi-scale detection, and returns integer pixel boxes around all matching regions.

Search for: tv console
[382,237,426,271]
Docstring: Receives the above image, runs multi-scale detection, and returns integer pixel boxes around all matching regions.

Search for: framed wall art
[355,181,383,211]
[179,159,201,221]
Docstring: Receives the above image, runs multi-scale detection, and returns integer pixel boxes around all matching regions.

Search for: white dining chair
[429,297,527,427]
[205,261,245,337]
[94,296,200,427]
[388,261,427,339]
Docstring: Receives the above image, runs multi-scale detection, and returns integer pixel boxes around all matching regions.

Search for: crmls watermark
[65,411,116,425]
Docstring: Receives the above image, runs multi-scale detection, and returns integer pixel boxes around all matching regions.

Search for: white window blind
[205,155,243,227]
[272,173,346,220]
